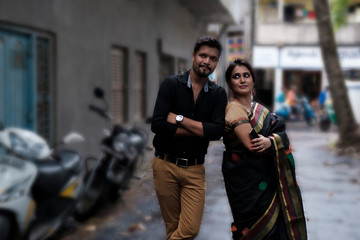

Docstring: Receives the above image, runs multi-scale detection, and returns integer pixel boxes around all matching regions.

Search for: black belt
[155,150,204,168]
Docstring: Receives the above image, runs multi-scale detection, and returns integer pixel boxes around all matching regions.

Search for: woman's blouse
[223,101,250,151]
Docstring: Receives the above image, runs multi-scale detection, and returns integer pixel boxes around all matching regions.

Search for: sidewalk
[288,128,360,240]
[60,123,360,240]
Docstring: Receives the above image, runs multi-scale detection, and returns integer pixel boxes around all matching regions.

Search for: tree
[330,0,351,30]
[313,0,360,150]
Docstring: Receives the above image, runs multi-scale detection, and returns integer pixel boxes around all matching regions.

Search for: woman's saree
[222,102,307,240]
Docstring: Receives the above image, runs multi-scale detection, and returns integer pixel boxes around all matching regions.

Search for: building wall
[0,0,208,155]
[256,0,360,45]
[257,23,360,45]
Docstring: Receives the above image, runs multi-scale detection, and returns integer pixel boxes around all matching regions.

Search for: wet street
[59,122,360,240]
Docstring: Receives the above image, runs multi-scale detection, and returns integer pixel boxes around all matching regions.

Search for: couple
[151,36,307,240]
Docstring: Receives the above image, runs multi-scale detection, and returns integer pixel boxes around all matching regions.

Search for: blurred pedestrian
[276,87,286,104]
[151,36,227,240]
[286,85,301,120]
[222,59,307,240]
[318,86,329,109]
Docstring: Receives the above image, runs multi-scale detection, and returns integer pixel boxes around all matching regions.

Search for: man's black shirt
[151,71,227,159]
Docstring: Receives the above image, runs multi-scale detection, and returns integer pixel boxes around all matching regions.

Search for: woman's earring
[251,89,254,106]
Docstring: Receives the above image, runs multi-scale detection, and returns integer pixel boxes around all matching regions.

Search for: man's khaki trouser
[153,156,206,240]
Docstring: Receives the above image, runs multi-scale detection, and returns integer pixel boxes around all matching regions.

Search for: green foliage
[330,0,351,30]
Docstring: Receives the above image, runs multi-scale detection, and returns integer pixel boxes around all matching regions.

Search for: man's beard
[194,65,212,78]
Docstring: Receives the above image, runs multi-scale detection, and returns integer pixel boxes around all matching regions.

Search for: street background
[58,122,360,240]
[1,1,360,239]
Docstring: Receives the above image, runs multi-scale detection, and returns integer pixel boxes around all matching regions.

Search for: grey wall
[0,0,208,155]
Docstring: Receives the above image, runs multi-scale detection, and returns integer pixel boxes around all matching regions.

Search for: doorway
[0,29,34,129]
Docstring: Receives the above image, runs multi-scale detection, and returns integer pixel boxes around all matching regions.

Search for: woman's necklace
[232,99,252,114]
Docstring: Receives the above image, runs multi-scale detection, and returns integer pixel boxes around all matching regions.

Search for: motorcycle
[74,87,150,221]
[0,123,84,240]
[274,96,317,126]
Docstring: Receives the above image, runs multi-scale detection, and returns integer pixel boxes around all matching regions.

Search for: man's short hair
[193,36,222,56]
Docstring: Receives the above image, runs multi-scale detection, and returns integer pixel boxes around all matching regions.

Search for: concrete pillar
[274,67,283,110]
[278,0,284,22]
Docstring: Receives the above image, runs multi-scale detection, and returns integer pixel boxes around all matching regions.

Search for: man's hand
[167,112,204,137]
[167,112,177,125]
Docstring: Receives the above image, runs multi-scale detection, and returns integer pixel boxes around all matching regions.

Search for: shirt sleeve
[225,102,250,130]
[151,78,178,136]
[202,87,228,140]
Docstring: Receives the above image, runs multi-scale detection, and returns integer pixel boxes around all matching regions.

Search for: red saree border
[240,192,280,240]
[248,103,269,133]
[270,134,307,240]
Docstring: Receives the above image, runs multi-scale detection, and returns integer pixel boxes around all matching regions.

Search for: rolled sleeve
[151,78,178,136]
[202,88,228,140]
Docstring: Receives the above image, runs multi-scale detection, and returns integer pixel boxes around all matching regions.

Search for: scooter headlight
[10,132,45,159]
[0,177,31,203]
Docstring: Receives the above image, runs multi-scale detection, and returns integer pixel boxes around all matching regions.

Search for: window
[348,3,360,23]
[258,0,316,24]
[283,1,315,23]
[36,36,52,142]
[134,51,146,121]
[0,27,53,143]
[111,47,128,124]
[159,54,175,84]
[177,58,188,74]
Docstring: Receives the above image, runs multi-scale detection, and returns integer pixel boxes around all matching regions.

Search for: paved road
[59,123,360,240]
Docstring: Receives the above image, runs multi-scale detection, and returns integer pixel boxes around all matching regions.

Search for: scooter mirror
[63,132,85,144]
[94,87,105,99]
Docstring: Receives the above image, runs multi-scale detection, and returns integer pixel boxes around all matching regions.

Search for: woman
[222,59,307,240]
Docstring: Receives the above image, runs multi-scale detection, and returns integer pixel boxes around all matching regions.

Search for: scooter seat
[32,150,82,197]
[55,150,82,173]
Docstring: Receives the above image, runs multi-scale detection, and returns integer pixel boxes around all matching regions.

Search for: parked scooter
[274,96,317,126]
[0,123,84,240]
[74,87,150,221]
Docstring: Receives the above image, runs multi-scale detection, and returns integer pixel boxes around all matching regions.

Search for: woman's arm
[234,123,271,153]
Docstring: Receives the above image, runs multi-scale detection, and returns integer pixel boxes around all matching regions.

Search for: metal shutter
[36,36,52,142]
[111,47,127,124]
[134,52,146,121]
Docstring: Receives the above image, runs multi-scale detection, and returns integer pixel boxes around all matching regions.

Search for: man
[286,85,300,120]
[318,86,329,109]
[151,36,227,240]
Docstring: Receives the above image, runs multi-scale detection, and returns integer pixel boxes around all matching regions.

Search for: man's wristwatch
[175,115,184,125]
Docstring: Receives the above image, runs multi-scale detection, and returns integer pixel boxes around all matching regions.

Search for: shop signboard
[252,46,278,67]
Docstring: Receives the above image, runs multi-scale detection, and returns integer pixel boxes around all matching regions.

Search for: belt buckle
[176,158,188,168]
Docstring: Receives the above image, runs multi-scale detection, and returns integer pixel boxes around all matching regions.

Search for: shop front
[253,46,360,119]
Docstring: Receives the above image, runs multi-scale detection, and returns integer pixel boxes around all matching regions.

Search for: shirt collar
[187,75,209,92]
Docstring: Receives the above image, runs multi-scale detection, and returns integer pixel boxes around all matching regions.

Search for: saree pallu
[222,102,307,240]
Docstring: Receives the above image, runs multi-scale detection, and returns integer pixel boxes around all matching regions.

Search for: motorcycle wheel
[121,160,137,189]
[306,116,317,126]
[74,170,110,222]
[108,160,137,203]
[0,214,13,240]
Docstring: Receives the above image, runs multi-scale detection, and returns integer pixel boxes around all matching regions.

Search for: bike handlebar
[89,105,111,120]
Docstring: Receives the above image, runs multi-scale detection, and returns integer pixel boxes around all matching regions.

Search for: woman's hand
[250,134,271,153]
